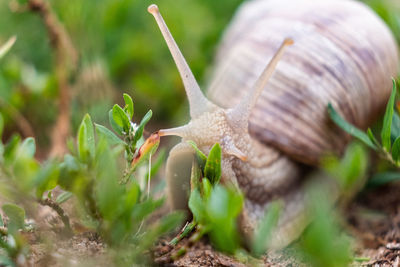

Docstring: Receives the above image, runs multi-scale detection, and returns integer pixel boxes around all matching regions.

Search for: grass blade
[327,104,376,150]
[381,80,397,152]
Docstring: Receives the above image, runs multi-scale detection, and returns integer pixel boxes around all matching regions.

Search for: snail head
[148,4,292,161]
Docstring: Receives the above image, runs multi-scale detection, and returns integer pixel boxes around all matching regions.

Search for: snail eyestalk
[227,38,293,130]
[158,126,188,138]
[148,4,216,119]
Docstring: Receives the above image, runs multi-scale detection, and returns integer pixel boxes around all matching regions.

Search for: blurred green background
[0,0,398,155]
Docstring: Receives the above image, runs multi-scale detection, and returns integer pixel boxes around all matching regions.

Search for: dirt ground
[153,181,400,266]
[24,181,400,266]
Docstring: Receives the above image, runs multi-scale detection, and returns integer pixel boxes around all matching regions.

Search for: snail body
[148,0,398,247]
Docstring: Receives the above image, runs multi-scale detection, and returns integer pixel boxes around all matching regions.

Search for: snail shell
[208,0,398,165]
[148,0,399,248]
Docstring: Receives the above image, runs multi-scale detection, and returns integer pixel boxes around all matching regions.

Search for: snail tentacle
[148,4,216,118]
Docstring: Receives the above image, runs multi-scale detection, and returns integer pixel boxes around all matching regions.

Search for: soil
[17,181,400,266]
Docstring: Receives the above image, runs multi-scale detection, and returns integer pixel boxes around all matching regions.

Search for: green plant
[0,94,183,265]
[294,142,368,267]
[170,142,244,255]
[57,94,183,259]
[328,79,400,186]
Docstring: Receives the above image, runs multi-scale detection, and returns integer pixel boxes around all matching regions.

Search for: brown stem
[0,98,35,138]
[38,198,73,237]
[27,0,78,157]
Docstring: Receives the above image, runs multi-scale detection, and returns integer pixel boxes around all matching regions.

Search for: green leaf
[206,185,243,253]
[327,104,376,150]
[207,185,243,221]
[133,110,152,146]
[187,140,207,170]
[109,110,123,135]
[112,104,131,132]
[251,202,282,257]
[0,214,3,227]
[392,136,400,162]
[190,159,202,192]
[0,254,14,267]
[381,81,397,151]
[33,161,59,198]
[339,143,368,190]
[95,124,125,145]
[123,93,134,119]
[156,211,184,235]
[18,137,36,158]
[131,198,164,222]
[202,178,212,199]
[367,128,381,148]
[94,138,122,220]
[391,112,400,142]
[123,181,140,211]
[367,172,400,188]
[204,143,222,185]
[0,36,16,59]
[55,191,73,204]
[77,114,95,162]
[188,189,205,223]
[2,203,25,232]
[4,135,21,162]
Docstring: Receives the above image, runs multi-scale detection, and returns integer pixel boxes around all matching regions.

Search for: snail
[147,0,399,248]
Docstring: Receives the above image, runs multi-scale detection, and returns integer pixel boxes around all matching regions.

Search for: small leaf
[109,110,123,135]
[340,143,368,190]
[202,178,212,199]
[95,124,125,145]
[367,172,400,188]
[33,161,59,198]
[392,136,400,162]
[190,159,202,192]
[251,201,282,257]
[18,137,36,158]
[188,189,205,223]
[2,203,25,232]
[0,214,3,227]
[131,132,160,169]
[391,112,400,142]
[156,211,184,235]
[0,36,16,59]
[381,81,397,151]
[187,140,207,169]
[77,114,95,162]
[56,191,73,204]
[4,135,21,162]
[204,143,222,185]
[123,93,134,119]
[367,128,381,148]
[327,104,376,149]
[112,104,131,132]
[133,110,152,146]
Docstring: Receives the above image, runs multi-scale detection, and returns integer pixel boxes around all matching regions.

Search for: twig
[26,0,78,157]
[0,98,35,138]
[38,198,73,237]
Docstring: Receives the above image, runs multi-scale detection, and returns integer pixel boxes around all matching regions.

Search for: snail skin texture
[148,0,399,248]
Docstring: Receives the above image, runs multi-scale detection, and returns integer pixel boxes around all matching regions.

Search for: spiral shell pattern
[208,0,399,164]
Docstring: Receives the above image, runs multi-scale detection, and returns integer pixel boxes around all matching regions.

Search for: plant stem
[169,221,196,246]
[38,198,73,236]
